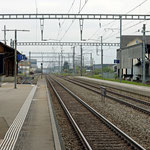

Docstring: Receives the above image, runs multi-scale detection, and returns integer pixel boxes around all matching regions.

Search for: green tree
[63,61,69,72]
[76,66,80,75]
[103,67,113,73]
[93,69,101,75]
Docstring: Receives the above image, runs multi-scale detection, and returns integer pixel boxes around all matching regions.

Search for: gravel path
[54,76,150,150]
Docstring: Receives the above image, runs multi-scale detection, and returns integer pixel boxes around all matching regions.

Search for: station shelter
[0,42,21,78]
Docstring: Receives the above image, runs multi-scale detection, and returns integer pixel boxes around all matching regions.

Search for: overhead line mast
[1,13,149,80]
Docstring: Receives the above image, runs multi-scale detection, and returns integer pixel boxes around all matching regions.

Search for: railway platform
[0,83,33,142]
[77,76,150,97]
[0,79,61,150]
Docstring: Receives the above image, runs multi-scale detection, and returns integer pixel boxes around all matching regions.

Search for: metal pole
[40,19,44,41]
[4,25,6,45]
[83,56,84,68]
[14,30,17,89]
[101,36,103,78]
[2,29,29,88]
[68,53,70,64]
[79,19,84,76]
[81,44,83,76]
[41,53,43,78]
[142,24,146,83]
[58,54,61,73]
[41,63,43,79]
[119,16,122,82]
[29,51,31,75]
[61,49,63,73]
[53,61,55,72]
[41,30,43,41]
[73,46,75,75]
[90,53,93,75]
[93,59,95,72]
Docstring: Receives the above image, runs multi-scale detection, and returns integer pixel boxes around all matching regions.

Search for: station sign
[114,59,120,64]
[17,54,26,61]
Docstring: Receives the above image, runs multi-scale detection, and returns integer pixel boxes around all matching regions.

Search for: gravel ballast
[47,80,85,150]
[54,76,150,150]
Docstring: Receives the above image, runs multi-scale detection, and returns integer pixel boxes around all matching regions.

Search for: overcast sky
[0,0,150,67]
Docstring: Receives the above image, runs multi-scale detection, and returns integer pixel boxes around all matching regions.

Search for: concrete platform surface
[77,76,150,97]
[0,83,33,141]
[17,79,56,150]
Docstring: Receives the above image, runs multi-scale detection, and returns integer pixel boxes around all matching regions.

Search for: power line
[78,0,89,13]
[35,0,38,41]
[103,14,150,43]
[103,14,150,42]
[122,11,150,32]
[123,20,145,31]
[88,0,149,41]
[56,0,76,40]
[35,0,38,14]
[121,0,149,28]
[126,0,149,14]
[59,0,89,41]
[79,0,82,12]
[68,0,76,14]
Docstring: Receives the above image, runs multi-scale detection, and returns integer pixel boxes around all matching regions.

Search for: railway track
[72,77,150,103]
[47,75,145,150]
[58,76,150,115]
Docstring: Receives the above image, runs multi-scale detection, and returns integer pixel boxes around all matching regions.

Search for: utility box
[101,86,106,96]
[100,86,106,102]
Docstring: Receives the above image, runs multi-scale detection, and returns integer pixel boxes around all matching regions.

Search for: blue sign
[17,54,26,61]
[114,59,120,64]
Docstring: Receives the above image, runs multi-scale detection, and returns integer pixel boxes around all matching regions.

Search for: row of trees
[62,61,114,75]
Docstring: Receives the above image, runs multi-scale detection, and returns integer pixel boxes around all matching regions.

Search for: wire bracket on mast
[40,19,44,41]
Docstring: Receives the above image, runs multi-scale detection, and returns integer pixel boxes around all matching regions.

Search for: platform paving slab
[16,79,55,150]
[0,117,9,139]
[0,83,33,141]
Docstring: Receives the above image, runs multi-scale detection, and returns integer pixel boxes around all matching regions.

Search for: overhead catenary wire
[59,0,89,41]
[35,0,38,41]
[68,0,76,14]
[87,0,149,42]
[103,18,149,42]
[126,0,149,14]
[41,0,76,41]
[79,0,82,12]
[123,20,146,31]
[110,0,149,33]
[56,0,76,39]
[104,10,150,42]
[120,0,150,29]
[35,0,38,14]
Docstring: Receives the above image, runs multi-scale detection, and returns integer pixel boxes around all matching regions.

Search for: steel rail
[48,76,145,150]
[70,78,150,106]
[59,77,150,115]
[46,77,92,150]
[74,78,150,100]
